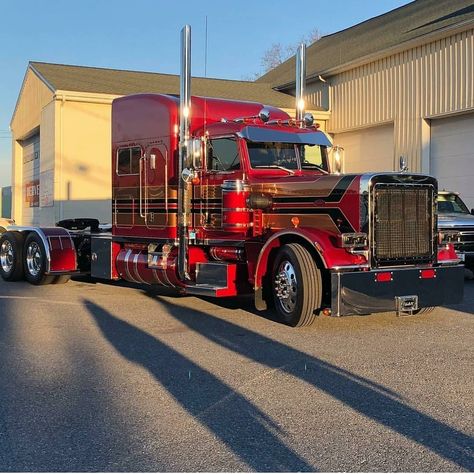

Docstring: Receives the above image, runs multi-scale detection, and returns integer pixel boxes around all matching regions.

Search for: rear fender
[8,226,77,274]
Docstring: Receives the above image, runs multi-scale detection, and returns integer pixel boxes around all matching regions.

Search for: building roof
[258,0,474,88]
[29,61,312,110]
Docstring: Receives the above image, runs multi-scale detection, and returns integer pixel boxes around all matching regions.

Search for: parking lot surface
[0,277,473,472]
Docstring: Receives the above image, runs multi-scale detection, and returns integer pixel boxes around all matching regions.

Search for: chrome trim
[437,259,462,265]
[202,239,245,247]
[222,208,248,212]
[221,179,250,192]
[295,43,306,124]
[371,181,435,266]
[331,264,370,271]
[115,146,142,177]
[177,24,192,281]
[0,239,14,273]
[25,241,42,277]
[359,174,437,268]
[8,226,52,272]
[152,268,163,285]
[124,249,139,283]
[133,251,148,284]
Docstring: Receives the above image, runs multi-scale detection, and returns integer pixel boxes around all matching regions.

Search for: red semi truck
[0,27,464,326]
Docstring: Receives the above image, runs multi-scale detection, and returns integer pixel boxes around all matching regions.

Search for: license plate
[395,295,419,312]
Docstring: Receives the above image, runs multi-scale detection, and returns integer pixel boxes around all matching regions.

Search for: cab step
[186,262,238,297]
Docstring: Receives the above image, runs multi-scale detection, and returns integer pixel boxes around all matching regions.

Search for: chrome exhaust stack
[295,43,306,126]
[177,24,192,281]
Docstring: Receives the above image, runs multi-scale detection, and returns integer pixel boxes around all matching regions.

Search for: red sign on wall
[25,180,40,208]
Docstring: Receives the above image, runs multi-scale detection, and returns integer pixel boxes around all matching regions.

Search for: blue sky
[0,0,410,187]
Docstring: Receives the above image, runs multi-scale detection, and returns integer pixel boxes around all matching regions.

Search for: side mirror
[332,145,344,175]
[399,156,408,172]
[471,209,474,215]
[190,138,202,169]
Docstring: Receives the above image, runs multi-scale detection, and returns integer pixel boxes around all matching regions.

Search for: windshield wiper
[254,165,295,175]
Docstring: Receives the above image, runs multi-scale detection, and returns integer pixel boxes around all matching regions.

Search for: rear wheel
[23,233,54,285]
[272,243,322,327]
[0,231,24,281]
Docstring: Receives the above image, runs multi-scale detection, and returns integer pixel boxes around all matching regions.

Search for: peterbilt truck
[0,27,464,326]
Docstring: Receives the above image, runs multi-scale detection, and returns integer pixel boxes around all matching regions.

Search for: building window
[117,146,142,175]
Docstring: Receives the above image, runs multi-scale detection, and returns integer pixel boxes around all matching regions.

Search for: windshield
[247,142,329,172]
[438,194,470,214]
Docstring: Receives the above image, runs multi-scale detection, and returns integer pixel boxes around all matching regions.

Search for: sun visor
[240,126,332,146]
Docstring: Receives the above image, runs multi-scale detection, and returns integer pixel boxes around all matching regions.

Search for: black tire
[0,231,25,281]
[52,275,71,285]
[272,243,322,327]
[23,233,54,285]
[413,306,436,315]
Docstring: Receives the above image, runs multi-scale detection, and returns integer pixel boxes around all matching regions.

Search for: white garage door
[22,133,40,225]
[431,113,474,209]
[333,124,394,173]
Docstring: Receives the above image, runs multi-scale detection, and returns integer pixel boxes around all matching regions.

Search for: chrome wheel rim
[0,240,14,273]
[26,242,42,277]
[275,260,298,313]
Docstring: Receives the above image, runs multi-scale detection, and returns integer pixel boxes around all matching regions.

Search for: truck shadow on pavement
[0,299,134,471]
[155,295,474,471]
[84,299,315,472]
[85,297,474,471]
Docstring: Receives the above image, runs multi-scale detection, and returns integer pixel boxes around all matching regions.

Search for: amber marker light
[191,176,200,185]
[291,216,300,228]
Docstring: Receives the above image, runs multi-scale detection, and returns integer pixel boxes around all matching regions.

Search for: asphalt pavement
[0,276,473,472]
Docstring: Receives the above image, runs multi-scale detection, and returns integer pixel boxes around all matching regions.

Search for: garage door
[431,113,474,209]
[333,124,394,173]
[22,133,40,225]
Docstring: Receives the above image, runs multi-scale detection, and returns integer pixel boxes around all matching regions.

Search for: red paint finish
[222,184,251,233]
[41,228,77,273]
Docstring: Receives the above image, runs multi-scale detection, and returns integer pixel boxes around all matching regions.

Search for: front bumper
[456,251,474,268]
[331,265,464,316]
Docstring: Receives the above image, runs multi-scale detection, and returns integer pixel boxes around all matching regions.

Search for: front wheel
[272,243,322,327]
[23,233,54,285]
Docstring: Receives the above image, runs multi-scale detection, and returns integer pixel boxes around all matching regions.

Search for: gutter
[274,19,474,91]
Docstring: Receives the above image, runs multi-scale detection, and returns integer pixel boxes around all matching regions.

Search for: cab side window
[117,146,141,175]
[208,138,240,172]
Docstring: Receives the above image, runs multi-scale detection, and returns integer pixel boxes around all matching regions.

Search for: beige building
[11,63,327,225]
[260,0,474,207]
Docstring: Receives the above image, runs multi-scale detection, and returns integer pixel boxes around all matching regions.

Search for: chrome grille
[373,184,434,265]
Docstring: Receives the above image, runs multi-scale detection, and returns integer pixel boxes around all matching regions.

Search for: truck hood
[438,213,474,229]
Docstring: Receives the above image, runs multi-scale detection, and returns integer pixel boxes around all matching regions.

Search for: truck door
[114,145,142,229]
[198,136,243,232]
[144,144,169,229]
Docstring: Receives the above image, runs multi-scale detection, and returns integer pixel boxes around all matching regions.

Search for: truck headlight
[340,232,368,248]
[438,230,461,244]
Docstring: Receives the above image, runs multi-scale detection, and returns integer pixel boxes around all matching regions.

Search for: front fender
[252,227,368,310]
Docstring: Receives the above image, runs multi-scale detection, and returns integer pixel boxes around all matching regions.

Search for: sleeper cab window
[208,138,240,172]
[117,146,141,175]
